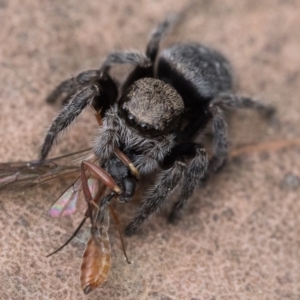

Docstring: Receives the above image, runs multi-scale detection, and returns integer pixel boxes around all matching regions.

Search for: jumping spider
[41,16,274,234]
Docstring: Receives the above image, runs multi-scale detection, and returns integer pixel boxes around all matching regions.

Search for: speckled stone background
[0,0,300,299]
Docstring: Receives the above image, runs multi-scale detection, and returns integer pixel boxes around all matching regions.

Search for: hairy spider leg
[46,70,101,105]
[208,93,276,173]
[41,71,118,160]
[126,142,208,233]
[121,15,178,93]
[125,161,186,234]
[168,145,208,221]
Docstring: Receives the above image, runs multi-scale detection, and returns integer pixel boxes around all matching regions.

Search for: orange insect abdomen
[80,233,111,294]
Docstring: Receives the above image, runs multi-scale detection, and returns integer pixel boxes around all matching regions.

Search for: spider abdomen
[157,43,233,106]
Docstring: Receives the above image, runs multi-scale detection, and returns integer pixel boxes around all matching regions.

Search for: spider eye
[127,114,135,124]
[118,100,162,137]
[140,122,148,130]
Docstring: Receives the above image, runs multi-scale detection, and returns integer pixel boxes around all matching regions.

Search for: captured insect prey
[80,192,131,295]
[0,13,275,294]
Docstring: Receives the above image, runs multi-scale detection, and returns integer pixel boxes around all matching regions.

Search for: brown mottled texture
[80,207,111,294]
[0,0,300,299]
[123,78,184,131]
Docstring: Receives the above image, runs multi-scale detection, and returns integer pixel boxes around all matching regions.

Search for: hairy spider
[41,16,274,234]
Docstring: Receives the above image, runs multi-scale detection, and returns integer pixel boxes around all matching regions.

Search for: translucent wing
[48,175,99,218]
[0,148,93,191]
[0,148,100,218]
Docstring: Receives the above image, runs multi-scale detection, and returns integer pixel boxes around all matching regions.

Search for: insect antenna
[109,205,132,264]
[46,214,88,257]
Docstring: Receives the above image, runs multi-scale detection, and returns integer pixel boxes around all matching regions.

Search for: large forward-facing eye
[127,112,136,124]
[119,104,162,137]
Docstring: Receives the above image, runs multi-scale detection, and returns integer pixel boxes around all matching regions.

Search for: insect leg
[81,161,121,226]
[82,161,121,194]
[108,205,131,264]
[81,193,114,294]
[47,179,108,257]
[46,214,87,257]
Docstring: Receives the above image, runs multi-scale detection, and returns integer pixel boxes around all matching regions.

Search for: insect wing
[48,175,99,218]
[48,176,82,218]
[0,148,93,191]
[0,161,57,190]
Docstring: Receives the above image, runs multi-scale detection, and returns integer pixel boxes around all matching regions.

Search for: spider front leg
[43,50,151,160]
[126,143,208,234]
[41,71,118,160]
[46,70,101,105]
[168,145,208,222]
[125,160,186,234]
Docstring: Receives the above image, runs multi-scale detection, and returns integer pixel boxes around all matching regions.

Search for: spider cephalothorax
[41,16,274,234]
[119,78,184,137]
